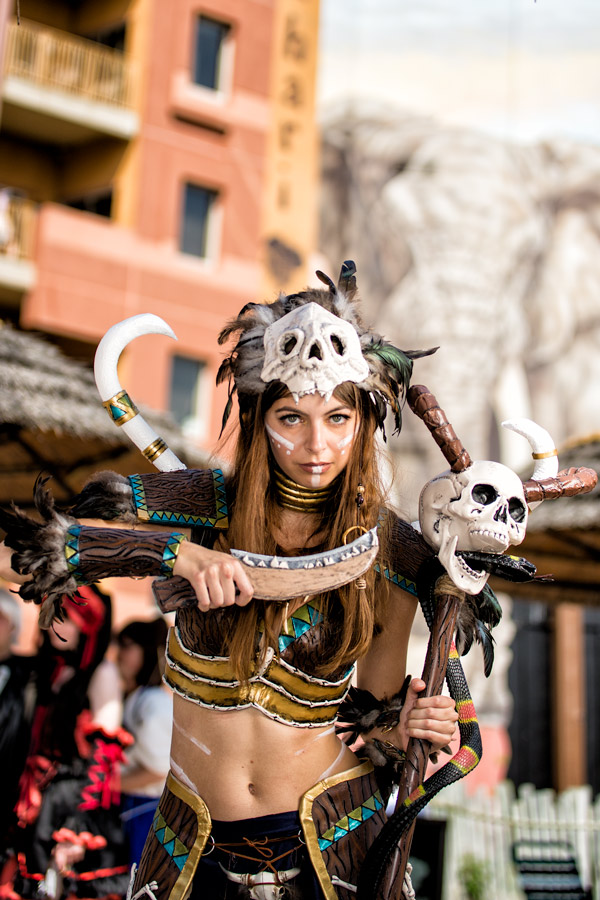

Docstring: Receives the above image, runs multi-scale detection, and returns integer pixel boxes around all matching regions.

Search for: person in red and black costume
[11,585,132,900]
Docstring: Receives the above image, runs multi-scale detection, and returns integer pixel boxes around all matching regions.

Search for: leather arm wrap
[66,526,187,585]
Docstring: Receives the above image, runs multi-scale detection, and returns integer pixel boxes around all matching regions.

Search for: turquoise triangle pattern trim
[152,805,190,867]
[317,790,383,850]
[374,563,417,596]
[65,525,88,584]
[129,470,229,528]
[212,468,229,527]
[160,533,187,576]
[278,600,323,653]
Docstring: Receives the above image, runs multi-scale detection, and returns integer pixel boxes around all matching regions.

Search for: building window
[193,16,230,90]
[180,183,218,258]
[169,355,207,438]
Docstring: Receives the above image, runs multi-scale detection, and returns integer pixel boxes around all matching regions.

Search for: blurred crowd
[0,585,171,900]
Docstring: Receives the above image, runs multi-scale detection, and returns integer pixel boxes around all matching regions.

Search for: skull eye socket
[283,335,297,356]
[471,484,498,505]
[330,334,345,356]
[508,497,527,523]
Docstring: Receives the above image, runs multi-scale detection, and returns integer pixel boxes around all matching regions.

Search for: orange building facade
[0,0,320,450]
[0,0,320,634]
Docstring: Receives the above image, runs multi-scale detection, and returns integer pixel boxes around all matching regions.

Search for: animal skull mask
[419,460,528,594]
[260,302,370,401]
[218,863,301,900]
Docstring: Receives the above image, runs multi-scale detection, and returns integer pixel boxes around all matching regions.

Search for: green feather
[364,340,413,390]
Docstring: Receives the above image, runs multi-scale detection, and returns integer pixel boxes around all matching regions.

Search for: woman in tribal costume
[0,263,458,900]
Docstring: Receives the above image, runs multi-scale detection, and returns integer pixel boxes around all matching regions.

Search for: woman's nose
[306,423,326,453]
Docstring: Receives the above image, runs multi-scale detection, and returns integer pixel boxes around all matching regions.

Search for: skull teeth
[469,529,508,545]
[456,555,486,581]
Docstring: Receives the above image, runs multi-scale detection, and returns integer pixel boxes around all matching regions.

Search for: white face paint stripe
[337,433,353,450]
[173,718,212,755]
[266,423,295,451]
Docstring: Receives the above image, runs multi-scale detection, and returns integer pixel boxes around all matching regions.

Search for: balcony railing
[3,18,133,109]
[0,194,36,260]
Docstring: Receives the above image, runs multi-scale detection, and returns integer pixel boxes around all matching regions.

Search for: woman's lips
[299,463,331,474]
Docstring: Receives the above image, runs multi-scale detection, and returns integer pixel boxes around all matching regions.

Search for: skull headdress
[217,261,435,433]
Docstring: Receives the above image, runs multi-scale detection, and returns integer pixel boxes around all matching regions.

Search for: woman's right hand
[173,542,254,612]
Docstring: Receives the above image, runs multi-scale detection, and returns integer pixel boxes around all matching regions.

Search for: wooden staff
[381,575,466,899]
[381,385,472,898]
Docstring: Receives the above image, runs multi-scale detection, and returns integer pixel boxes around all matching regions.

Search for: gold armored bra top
[120,469,429,727]
[164,598,354,728]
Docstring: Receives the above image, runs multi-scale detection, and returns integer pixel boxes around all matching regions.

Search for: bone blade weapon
[154,526,379,609]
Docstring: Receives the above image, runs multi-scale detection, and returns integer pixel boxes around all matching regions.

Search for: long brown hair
[215,381,391,681]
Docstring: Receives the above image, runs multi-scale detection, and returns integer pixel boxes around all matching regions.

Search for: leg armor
[299,761,387,900]
[129,773,211,900]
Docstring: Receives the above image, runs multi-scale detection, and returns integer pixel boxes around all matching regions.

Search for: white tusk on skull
[502,417,559,510]
[94,313,186,472]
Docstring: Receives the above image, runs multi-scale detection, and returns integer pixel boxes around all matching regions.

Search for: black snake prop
[355,568,489,900]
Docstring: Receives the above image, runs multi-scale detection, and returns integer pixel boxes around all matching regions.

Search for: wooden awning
[0,324,209,512]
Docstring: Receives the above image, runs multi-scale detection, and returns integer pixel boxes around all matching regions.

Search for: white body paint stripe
[173,718,212,755]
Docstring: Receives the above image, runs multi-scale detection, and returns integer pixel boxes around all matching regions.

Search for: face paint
[308,464,326,487]
[266,423,294,454]
[173,718,212,755]
[337,433,353,456]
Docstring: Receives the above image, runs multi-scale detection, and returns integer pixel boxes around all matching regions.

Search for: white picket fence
[423,780,600,899]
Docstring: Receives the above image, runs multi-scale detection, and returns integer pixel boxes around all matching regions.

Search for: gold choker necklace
[273,468,338,513]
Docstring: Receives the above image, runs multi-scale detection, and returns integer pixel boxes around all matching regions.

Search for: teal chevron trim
[375,563,418,596]
[153,808,190,872]
[129,469,229,528]
[317,790,384,851]
[278,600,323,652]
[64,525,86,584]
[160,533,187,576]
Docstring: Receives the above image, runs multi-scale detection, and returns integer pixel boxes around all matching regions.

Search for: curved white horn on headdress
[502,417,559,510]
[94,313,186,472]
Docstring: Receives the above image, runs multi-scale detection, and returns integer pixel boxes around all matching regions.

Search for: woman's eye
[329,414,349,424]
[280,415,300,425]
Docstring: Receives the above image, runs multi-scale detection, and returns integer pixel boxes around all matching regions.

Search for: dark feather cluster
[455,584,503,678]
[336,675,411,744]
[70,471,136,523]
[0,475,79,626]
[453,551,543,677]
[361,739,407,785]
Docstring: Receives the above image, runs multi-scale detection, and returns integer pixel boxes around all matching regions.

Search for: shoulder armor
[129,468,229,529]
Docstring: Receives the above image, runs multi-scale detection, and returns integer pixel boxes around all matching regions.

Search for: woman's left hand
[399,677,458,754]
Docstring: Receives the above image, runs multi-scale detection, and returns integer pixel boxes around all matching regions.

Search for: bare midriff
[170,693,358,820]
